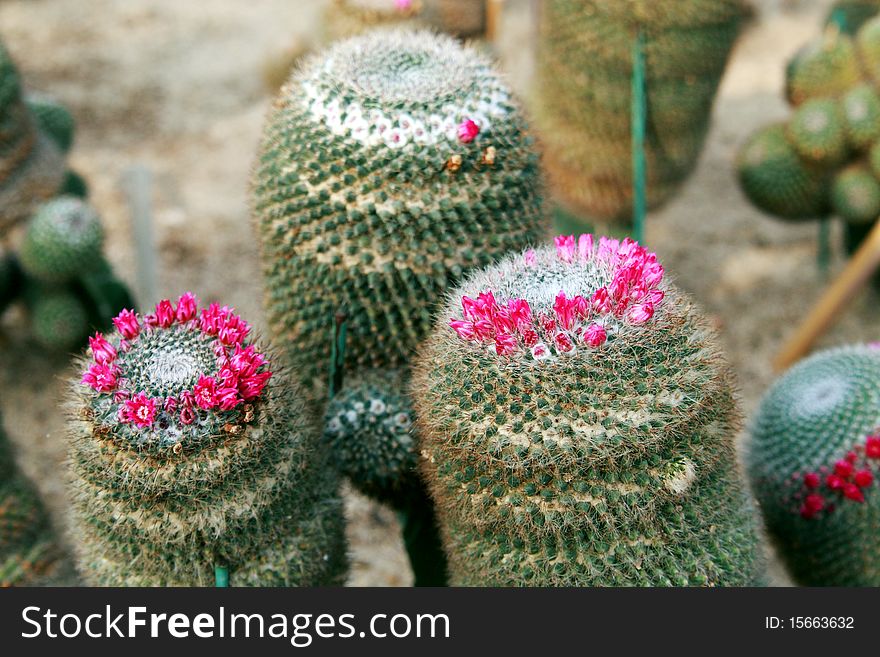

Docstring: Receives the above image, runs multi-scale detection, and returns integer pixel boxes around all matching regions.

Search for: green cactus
[28,288,89,352]
[0,415,56,586]
[26,94,75,154]
[736,123,829,220]
[840,84,880,148]
[323,369,419,506]
[826,0,880,34]
[533,0,747,224]
[748,345,880,586]
[68,294,348,586]
[411,235,764,586]
[252,29,542,399]
[786,98,848,165]
[831,163,880,224]
[0,39,65,234]
[856,15,880,82]
[19,196,103,284]
[786,28,861,106]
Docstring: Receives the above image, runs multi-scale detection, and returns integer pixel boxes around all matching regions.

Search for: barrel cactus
[252,29,542,400]
[533,0,748,225]
[412,235,764,586]
[0,39,65,234]
[28,288,90,352]
[26,94,75,154]
[0,414,56,586]
[67,293,348,586]
[748,345,880,586]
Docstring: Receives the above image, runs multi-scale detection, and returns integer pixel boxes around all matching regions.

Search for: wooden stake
[774,219,880,372]
[486,0,505,43]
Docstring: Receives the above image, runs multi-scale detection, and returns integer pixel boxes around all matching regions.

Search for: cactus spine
[748,345,880,586]
[534,0,747,224]
[68,294,348,586]
[412,235,764,585]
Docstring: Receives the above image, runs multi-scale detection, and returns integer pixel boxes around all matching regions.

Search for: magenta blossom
[457,119,480,143]
[176,292,199,323]
[193,375,218,410]
[112,309,140,340]
[123,393,157,427]
[89,332,117,364]
[82,363,118,393]
[583,323,607,347]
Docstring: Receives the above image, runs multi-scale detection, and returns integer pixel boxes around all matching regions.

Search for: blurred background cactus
[738,6,880,284]
[0,412,57,586]
[68,294,348,586]
[0,39,65,234]
[412,235,764,585]
[748,344,880,586]
[324,0,486,42]
[533,0,749,231]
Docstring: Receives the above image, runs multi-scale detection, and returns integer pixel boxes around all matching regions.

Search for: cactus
[747,345,880,586]
[736,124,829,220]
[26,94,75,154]
[28,288,89,352]
[324,0,424,41]
[0,415,56,586]
[323,369,419,506]
[252,29,542,399]
[59,170,88,199]
[786,29,861,106]
[19,197,103,284]
[533,0,747,224]
[831,163,880,224]
[67,294,348,586]
[787,98,848,166]
[411,235,765,586]
[826,0,880,34]
[840,84,880,148]
[0,39,65,234]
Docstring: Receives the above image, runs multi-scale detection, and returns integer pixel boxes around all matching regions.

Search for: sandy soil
[1,0,877,586]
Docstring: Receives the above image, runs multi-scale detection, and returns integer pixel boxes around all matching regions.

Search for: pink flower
[531,342,551,361]
[123,392,157,427]
[524,249,537,267]
[81,363,118,393]
[520,327,539,347]
[826,474,845,490]
[394,0,413,10]
[803,472,820,489]
[866,436,880,459]
[577,234,594,260]
[239,371,272,401]
[538,313,556,334]
[199,303,225,335]
[462,292,497,323]
[112,309,140,339]
[591,287,612,314]
[554,235,576,263]
[163,397,178,413]
[216,384,243,411]
[152,299,176,328]
[473,319,495,341]
[88,332,117,364]
[843,483,865,503]
[553,291,576,330]
[175,292,199,323]
[193,375,218,410]
[834,460,854,479]
[854,470,874,488]
[800,493,825,518]
[596,236,621,262]
[553,331,575,354]
[506,298,532,328]
[179,407,196,425]
[583,323,607,347]
[179,390,195,408]
[494,332,517,356]
[457,119,480,144]
[229,344,268,378]
[218,310,250,346]
[627,302,654,324]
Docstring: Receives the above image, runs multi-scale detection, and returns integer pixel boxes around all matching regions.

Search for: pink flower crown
[449,234,665,361]
[81,292,272,430]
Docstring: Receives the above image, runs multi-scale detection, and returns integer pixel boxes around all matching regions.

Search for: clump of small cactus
[26,94,75,155]
[0,39,65,234]
[533,0,748,225]
[411,235,765,586]
[68,294,348,586]
[739,12,880,268]
[748,344,880,586]
[0,414,57,586]
[252,29,542,399]
[323,369,419,506]
[0,196,133,353]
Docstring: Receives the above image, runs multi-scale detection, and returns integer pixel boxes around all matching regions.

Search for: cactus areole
[412,235,764,586]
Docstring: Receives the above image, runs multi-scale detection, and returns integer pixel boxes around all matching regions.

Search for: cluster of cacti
[533,0,748,226]
[0,39,67,233]
[67,293,348,586]
[252,29,542,407]
[324,1,485,43]
[748,344,880,586]
[411,234,765,585]
[0,196,133,352]
[0,413,57,586]
[738,11,880,258]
